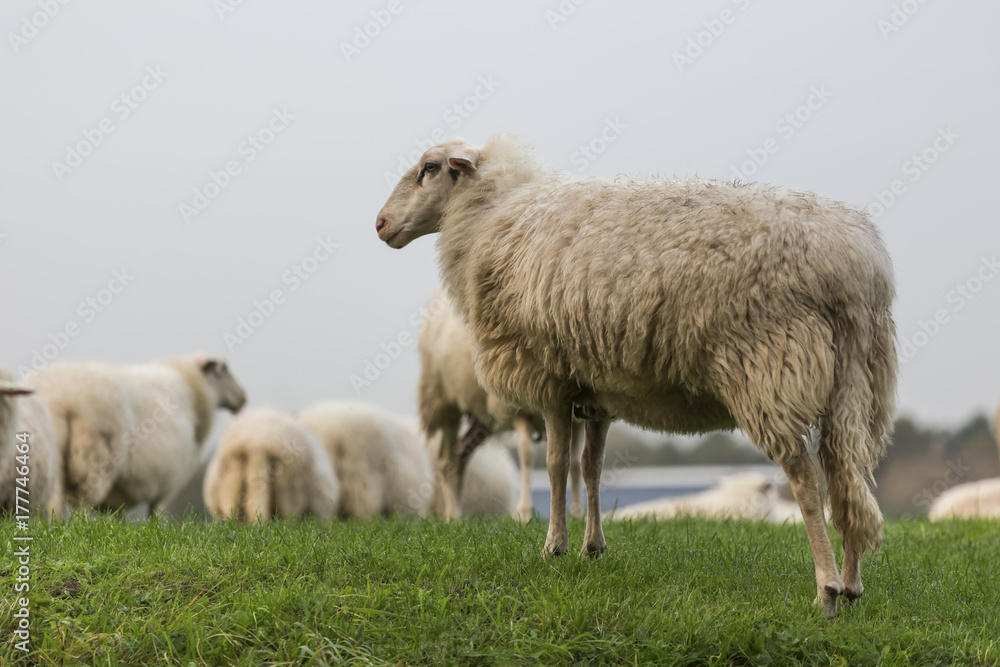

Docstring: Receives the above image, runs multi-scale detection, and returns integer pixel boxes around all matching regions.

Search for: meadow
[2,516,998,665]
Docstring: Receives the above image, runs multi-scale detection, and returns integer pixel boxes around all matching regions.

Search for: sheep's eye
[425,162,440,173]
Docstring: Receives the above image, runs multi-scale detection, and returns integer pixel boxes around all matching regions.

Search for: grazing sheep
[376,134,898,617]
[419,289,583,520]
[298,402,433,518]
[425,431,519,518]
[204,406,339,522]
[1,370,63,518]
[26,355,246,513]
[606,472,802,523]
[928,478,1000,520]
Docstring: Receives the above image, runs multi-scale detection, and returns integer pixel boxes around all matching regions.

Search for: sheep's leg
[542,408,573,556]
[437,420,462,520]
[456,416,491,497]
[513,416,535,522]
[580,419,610,557]
[781,439,844,618]
[569,421,584,519]
[840,541,863,603]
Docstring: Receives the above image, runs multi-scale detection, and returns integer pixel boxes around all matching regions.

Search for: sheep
[419,289,583,520]
[928,478,1000,520]
[424,430,519,518]
[605,472,802,523]
[26,354,246,513]
[298,402,433,518]
[376,134,898,617]
[1,370,63,518]
[204,406,339,522]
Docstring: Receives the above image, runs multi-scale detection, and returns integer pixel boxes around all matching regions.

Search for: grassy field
[2,515,999,666]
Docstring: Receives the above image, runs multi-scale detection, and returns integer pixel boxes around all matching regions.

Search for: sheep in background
[27,354,246,513]
[419,289,583,520]
[377,134,897,617]
[1,370,62,518]
[424,430,519,518]
[605,472,802,523]
[298,402,433,518]
[928,478,1000,520]
[204,406,339,522]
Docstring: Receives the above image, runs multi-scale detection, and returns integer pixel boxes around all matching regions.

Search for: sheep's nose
[376,216,387,233]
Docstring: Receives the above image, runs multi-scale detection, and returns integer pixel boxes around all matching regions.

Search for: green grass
[2,516,999,666]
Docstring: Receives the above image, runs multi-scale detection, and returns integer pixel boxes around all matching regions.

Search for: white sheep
[26,354,246,513]
[298,402,433,518]
[928,478,1000,520]
[377,134,898,617]
[204,406,339,522]
[424,431,519,518]
[1,370,63,518]
[605,472,802,523]
[419,289,583,520]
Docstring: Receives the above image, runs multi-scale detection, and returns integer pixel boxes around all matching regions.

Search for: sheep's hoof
[842,586,863,604]
[815,585,844,619]
[516,507,534,523]
[570,504,584,519]
[542,541,568,558]
[580,542,606,559]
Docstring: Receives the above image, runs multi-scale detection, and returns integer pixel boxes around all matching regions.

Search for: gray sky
[1,0,997,435]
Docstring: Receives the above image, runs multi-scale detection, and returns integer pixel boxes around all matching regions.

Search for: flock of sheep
[0,353,533,524]
[2,133,997,619]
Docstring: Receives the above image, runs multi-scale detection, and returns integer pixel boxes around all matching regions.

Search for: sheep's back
[450,177,891,418]
[298,402,432,517]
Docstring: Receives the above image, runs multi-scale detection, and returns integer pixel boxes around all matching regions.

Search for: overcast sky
[1,1,997,438]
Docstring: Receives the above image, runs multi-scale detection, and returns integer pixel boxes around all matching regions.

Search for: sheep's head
[377,138,479,248]
[199,357,247,413]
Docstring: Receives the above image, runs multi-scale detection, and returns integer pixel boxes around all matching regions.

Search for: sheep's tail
[210,454,245,520]
[817,306,897,556]
[868,309,898,467]
[242,452,274,523]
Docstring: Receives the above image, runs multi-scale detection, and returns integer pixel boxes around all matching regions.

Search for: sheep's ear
[448,147,479,175]
[0,384,33,396]
[199,358,220,374]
